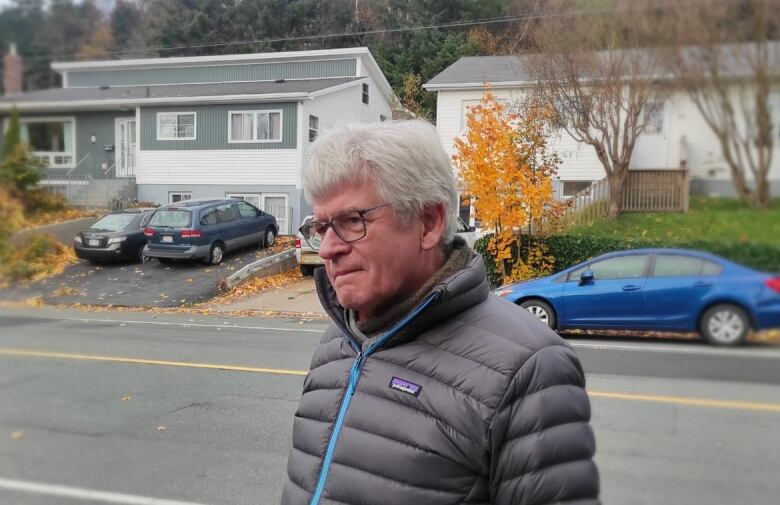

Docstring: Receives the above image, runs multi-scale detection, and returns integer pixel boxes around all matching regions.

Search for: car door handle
[694,281,713,288]
[622,285,642,292]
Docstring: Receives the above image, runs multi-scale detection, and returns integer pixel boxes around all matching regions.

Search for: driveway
[0,239,293,308]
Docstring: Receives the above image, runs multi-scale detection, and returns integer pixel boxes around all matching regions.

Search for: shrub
[0,233,75,283]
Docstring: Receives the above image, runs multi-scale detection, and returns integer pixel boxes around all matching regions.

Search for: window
[168,192,192,204]
[642,101,664,134]
[18,117,75,167]
[461,98,508,132]
[216,203,237,223]
[309,115,319,142]
[157,112,196,140]
[653,255,723,277]
[590,254,649,280]
[200,209,218,226]
[562,181,593,198]
[362,83,369,105]
[150,210,191,227]
[229,110,282,142]
[226,193,261,208]
[237,201,260,218]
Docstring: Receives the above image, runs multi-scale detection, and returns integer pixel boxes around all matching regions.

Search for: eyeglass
[299,203,392,250]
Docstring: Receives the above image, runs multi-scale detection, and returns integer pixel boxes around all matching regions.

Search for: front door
[116,118,136,177]
[262,194,288,234]
[631,100,669,169]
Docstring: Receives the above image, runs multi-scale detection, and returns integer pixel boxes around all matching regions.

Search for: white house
[0,47,396,234]
[424,52,780,206]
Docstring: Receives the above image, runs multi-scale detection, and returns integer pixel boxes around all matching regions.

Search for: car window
[590,254,649,280]
[140,213,152,228]
[701,260,723,276]
[653,255,704,277]
[216,204,237,223]
[150,210,192,228]
[567,265,589,282]
[457,218,470,233]
[200,208,218,226]
[237,201,259,218]
[90,213,137,231]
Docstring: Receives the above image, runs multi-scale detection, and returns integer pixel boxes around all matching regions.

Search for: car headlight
[74,235,83,244]
[107,237,127,245]
[494,289,514,298]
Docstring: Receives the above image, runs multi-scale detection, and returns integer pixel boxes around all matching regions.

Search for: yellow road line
[2,347,780,413]
[588,390,780,413]
[0,348,307,376]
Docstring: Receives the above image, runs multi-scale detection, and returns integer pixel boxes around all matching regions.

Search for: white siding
[301,80,392,171]
[436,87,605,182]
[435,83,780,188]
[136,149,299,185]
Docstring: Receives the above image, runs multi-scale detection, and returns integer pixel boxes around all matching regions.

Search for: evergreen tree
[0,108,42,193]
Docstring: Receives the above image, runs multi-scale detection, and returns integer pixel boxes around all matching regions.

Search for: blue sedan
[493,248,780,346]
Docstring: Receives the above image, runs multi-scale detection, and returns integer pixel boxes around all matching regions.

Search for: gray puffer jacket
[282,249,599,505]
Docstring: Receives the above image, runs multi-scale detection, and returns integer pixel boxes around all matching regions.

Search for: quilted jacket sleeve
[488,344,600,505]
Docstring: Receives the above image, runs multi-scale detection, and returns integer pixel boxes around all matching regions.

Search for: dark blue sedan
[493,249,780,346]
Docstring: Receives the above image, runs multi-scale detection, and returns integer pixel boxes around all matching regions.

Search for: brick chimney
[3,42,23,96]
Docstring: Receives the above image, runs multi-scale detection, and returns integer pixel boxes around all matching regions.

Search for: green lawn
[568,196,780,246]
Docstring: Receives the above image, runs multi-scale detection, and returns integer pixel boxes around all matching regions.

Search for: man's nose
[318,227,350,260]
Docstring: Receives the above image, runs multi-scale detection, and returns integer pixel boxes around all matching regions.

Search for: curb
[223,248,297,290]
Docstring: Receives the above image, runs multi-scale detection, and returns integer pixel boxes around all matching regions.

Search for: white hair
[303,120,460,243]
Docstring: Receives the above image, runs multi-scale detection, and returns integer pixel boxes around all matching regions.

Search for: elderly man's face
[313,182,443,320]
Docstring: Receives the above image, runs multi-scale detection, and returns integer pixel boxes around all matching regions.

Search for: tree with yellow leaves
[453,91,563,283]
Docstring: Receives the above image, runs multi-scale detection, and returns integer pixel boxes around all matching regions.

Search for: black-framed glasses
[299,203,392,250]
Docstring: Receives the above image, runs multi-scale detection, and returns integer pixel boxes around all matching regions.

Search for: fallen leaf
[11,431,24,440]
[186,278,193,284]
[122,395,132,401]
[157,425,167,432]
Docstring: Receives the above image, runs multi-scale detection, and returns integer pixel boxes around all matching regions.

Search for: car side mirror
[580,270,594,285]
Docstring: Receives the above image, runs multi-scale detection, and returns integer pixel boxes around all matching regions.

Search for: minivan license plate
[162,235,173,243]
[88,239,100,247]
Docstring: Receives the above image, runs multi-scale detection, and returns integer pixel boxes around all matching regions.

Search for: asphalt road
[0,307,779,504]
[0,239,292,308]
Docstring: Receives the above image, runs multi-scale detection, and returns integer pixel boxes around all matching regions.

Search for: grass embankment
[568,196,780,246]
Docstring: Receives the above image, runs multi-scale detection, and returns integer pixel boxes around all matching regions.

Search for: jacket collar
[314,237,490,350]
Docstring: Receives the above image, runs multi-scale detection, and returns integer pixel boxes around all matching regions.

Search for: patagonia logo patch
[389,376,422,397]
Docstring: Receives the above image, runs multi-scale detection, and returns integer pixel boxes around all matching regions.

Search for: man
[282,120,599,505]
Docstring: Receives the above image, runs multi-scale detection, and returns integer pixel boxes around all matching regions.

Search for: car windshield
[89,213,137,231]
[150,210,192,228]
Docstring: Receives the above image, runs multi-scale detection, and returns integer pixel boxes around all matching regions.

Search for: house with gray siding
[0,47,396,234]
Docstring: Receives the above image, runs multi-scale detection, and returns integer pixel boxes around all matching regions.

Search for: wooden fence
[623,170,689,212]
[564,169,689,225]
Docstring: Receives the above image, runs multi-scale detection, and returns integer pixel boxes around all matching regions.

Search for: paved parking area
[0,239,293,308]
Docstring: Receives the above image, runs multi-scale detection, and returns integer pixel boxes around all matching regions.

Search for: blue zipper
[308,292,439,505]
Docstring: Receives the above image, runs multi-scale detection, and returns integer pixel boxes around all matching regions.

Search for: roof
[424,42,780,91]
[51,47,375,72]
[0,77,363,111]
[425,56,530,89]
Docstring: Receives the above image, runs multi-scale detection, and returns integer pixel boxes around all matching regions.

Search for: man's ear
[420,203,446,251]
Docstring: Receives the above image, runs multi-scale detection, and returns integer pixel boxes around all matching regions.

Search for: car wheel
[519,299,557,329]
[136,245,151,264]
[263,228,276,248]
[700,304,749,346]
[208,243,225,266]
[300,264,315,276]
